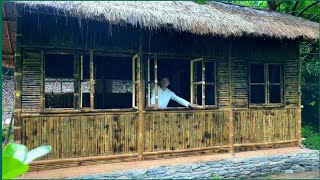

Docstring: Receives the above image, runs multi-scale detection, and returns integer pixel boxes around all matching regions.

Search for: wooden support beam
[228,40,234,154]
[137,30,145,160]
[14,16,23,143]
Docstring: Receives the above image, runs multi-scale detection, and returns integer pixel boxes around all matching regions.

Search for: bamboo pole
[90,50,94,109]
[233,139,298,147]
[147,58,150,108]
[154,56,158,109]
[30,153,139,165]
[137,30,145,160]
[80,55,83,108]
[190,60,193,104]
[202,60,205,107]
[40,51,45,110]
[297,43,302,146]
[132,54,138,108]
[143,145,230,156]
[14,16,23,143]
[228,41,234,154]
[74,53,80,109]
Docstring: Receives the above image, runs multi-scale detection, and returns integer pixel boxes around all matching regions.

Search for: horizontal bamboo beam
[21,111,139,117]
[20,106,299,116]
[143,145,230,156]
[144,108,226,113]
[233,140,298,147]
[30,153,139,166]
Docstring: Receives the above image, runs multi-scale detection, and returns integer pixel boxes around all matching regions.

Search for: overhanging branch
[297,1,320,17]
[291,1,300,15]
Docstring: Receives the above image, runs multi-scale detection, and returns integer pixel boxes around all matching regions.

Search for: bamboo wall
[233,108,297,144]
[144,110,229,152]
[22,113,139,159]
[21,108,298,161]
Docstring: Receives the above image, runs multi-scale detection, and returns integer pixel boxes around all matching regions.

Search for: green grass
[302,125,320,150]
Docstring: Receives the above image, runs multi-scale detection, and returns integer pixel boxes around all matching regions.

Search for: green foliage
[212,174,222,179]
[2,156,29,179]
[195,0,207,5]
[301,40,320,131]
[302,126,320,150]
[2,143,52,179]
[2,124,14,143]
[232,0,320,21]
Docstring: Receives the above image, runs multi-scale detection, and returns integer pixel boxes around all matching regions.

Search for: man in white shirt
[149,77,197,109]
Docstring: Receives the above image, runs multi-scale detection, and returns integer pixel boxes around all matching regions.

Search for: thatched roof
[2,1,319,67]
[12,1,319,40]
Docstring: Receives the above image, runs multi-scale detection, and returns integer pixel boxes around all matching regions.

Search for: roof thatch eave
[5,1,320,40]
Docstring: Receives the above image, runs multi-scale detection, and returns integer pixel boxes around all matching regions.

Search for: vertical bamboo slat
[137,30,145,160]
[154,58,158,109]
[14,16,23,143]
[228,41,234,153]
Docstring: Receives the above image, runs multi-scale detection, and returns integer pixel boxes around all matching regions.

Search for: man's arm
[170,92,190,107]
[150,87,155,107]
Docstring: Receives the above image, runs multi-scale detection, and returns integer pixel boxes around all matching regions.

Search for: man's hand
[149,104,156,109]
[188,103,198,108]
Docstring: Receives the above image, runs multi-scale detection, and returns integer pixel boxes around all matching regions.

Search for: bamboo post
[190,60,194,104]
[90,50,94,109]
[228,41,234,154]
[137,30,145,160]
[13,16,23,144]
[297,43,302,146]
[74,53,80,109]
[154,56,158,109]
[132,54,138,108]
[202,60,205,107]
[40,50,45,110]
[147,58,150,107]
[80,55,83,108]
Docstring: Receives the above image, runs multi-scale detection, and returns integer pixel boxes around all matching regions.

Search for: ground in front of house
[20,147,319,179]
[267,170,319,179]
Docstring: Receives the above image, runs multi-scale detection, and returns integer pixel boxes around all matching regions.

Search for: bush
[2,143,52,179]
[2,125,14,143]
[302,126,320,150]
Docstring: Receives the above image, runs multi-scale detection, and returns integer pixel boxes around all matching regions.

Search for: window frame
[248,62,284,108]
[41,50,139,112]
[90,51,138,110]
[42,51,77,110]
[190,58,218,108]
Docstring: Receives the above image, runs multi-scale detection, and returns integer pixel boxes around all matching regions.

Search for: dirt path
[20,147,315,179]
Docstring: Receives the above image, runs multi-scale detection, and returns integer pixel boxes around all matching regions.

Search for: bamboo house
[3,1,319,170]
